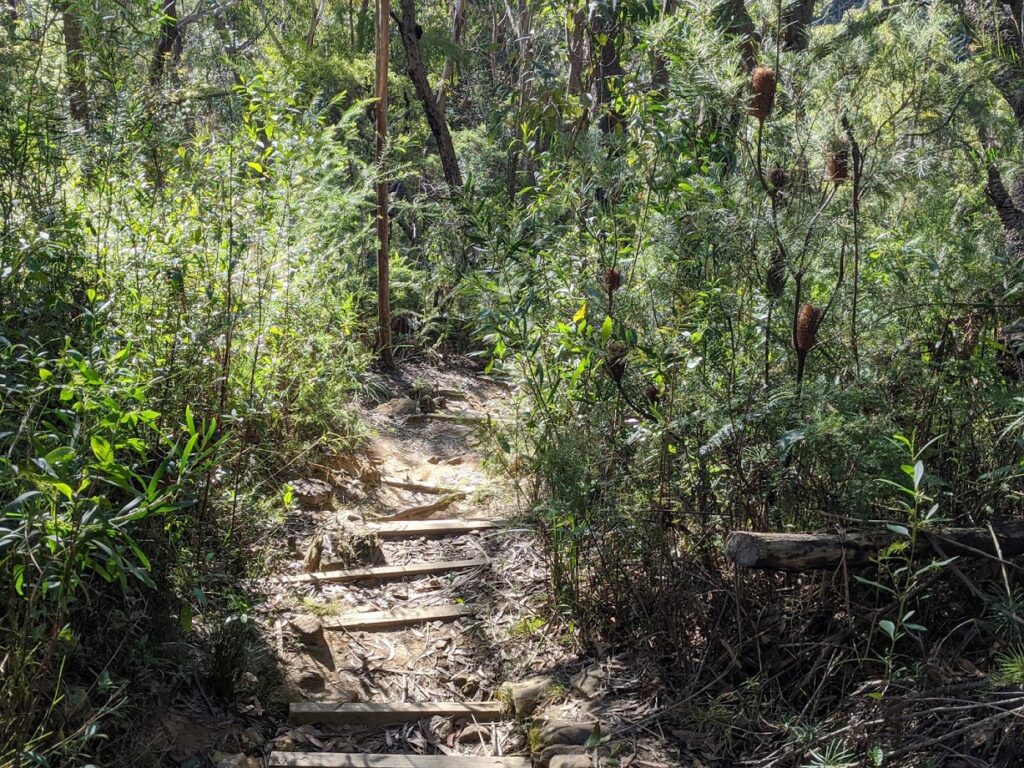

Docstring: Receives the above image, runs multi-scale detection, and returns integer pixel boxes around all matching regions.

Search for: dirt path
[206,365,677,768]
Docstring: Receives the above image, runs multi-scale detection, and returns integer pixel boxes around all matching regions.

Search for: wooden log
[726,522,1024,570]
[284,558,489,585]
[390,494,465,521]
[324,604,475,631]
[367,519,499,538]
[269,754,530,768]
[289,700,504,725]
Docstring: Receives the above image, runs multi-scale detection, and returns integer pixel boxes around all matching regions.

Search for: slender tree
[376,0,394,366]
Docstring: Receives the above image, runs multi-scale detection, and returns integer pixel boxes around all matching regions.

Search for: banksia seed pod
[749,66,777,121]
[607,340,628,383]
[644,382,661,406]
[604,267,622,294]
[795,303,823,353]
[766,249,787,300]
[825,137,850,183]
[768,166,790,191]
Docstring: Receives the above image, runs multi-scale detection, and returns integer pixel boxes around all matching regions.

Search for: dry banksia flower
[795,303,823,353]
[825,137,850,183]
[766,249,787,300]
[768,166,790,191]
[607,340,628,383]
[749,66,777,121]
[604,267,622,294]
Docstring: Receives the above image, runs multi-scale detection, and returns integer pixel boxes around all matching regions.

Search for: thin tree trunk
[376,0,393,366]
[306,0,325,50]
[436,0,468,112]
[780,0,814,51]
[397,0,463,189]
[592,0,623,135]
[150,0,180,85]
[566,2,586,97]
[59,1,88,122]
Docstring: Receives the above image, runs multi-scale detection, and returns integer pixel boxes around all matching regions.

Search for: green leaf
[885,523,909,537]
[90,436,114,465]
[600,315,613,343]
[879,619,896,639]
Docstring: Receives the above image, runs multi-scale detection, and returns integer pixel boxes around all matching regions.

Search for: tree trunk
[59,1,88,122]
[711,0,756,72]
[592,0,623,135]
[306,0,325,50]
[397,0,463,189]
[150,0,181,86]
[376,0,393,366]
[436,0,468,112]
[780,0,814,52]
[726,523,1024,570]
[566,2,587,97]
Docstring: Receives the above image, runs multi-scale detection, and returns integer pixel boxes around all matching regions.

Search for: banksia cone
[795,303,823,353]
[607,340,628,383]
[768,166,790,191]
[644,382,661,406]
[766,249,787,299]
[825,137,850,183]
[749,66,777,121]
[604,267,622,294]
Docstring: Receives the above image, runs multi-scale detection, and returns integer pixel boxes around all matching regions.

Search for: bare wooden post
[375,0,393,367]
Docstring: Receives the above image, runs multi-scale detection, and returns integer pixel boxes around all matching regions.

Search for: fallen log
[726,523,1024,570]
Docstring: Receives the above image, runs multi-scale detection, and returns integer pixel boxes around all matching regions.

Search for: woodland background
[4,0,1024,763]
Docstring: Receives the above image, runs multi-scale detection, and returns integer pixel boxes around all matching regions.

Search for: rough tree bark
[592,0,623,134]
[59,0,88,122]
[150,0,181,85]
[780,0,815,51]
[397,0,463,189]
[712,0,756,73]
[566,1,587,97]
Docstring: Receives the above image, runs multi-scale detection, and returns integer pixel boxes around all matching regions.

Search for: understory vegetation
[4,0,1024,763]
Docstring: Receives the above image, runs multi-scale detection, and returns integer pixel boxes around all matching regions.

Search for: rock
[292,478,333,509]
[536,745,587,768]
[427,715,453,742]
[533,719,600,749]
[321,525,385,569]
[240,726,265,748]
[326,453,382,486]
[549,757,592,768]
[570,664,604,699]
[457,724,491,744]
[212,753,260,768]
[452,673,480,696]
[288,614,325,647]
[502,674,559,717]
[375,397,419,418]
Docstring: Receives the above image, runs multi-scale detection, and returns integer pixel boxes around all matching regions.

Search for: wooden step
[285,559,489,585]
[324,604,475,631]
[269,753,530,767]
[289,700,505,726]
[367,519,499,538]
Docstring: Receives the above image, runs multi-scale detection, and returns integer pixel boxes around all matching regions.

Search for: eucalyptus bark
[397,0,463,189]
[436,0,468,112]
[150,0,181,85]
[592,0,623,134]
[59,1,88,122]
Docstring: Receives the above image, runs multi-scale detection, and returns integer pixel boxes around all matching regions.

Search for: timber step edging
[288,700,505,726]
[285,558,490,585]
[367,519,499,538]
[324,603,475,631]
[268,753,531,767]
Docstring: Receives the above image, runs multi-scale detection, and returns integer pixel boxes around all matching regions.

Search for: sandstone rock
[570,663,605,699]
[533,719,600,749]
[327,453,382,486]
[457,723,491,744]
[292,478,333,509]
[212,752,260,768]
[288,614,325,647]
[536,745,587,768]
[502,674,559,717]
[549,756,592,768]
[375,397,419,418]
